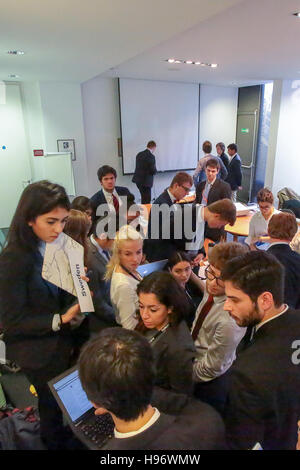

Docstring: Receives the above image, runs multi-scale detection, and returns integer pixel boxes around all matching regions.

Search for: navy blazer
[195,179,232,242]
[132,149,157,187]
[267,243,300,309]
[101,398,225,450]
[225,308,300,450]
[225,154,242,191]
[90,186,131,224]
[0,247,75,370]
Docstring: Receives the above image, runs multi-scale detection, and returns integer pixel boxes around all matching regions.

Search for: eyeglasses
[180,185,191,193]
[200,265,224,286]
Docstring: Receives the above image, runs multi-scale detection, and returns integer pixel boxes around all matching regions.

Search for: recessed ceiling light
[7,50,25,55]
[210,64,218,68]
[167,58,175,63]
[185,60,193,64]
[194,61,201,65]
[174,60,182,64]
[293,12,300,17]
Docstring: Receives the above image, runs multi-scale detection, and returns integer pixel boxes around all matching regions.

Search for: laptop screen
[137,259,167,277]
[52,369,93,422]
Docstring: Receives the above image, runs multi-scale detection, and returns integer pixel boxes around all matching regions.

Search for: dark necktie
[192,294,214,341]
[102,250,110,261]
[112,194,119,213]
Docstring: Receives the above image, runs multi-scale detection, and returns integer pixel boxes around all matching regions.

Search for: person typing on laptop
[78,327,225,450]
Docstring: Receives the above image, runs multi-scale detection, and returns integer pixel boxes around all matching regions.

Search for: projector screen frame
[118,78,201,175]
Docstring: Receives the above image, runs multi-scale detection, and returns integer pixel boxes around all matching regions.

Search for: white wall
[199,84,238,154]
[267,79,300,199]
[39,82,89,196]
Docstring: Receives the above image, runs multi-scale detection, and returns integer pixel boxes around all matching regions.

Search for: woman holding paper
[0,180,85,450]
[105,225,143,330]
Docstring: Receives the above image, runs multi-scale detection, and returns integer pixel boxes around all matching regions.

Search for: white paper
[42,232,94,312]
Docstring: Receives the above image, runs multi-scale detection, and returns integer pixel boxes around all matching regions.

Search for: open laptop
[137,259,168,277]
[48,366,114,450]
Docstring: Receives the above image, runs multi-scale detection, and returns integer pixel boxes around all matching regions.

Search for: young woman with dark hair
[166,251,204,328]
[0,181,87,449]
[136,272,195,399]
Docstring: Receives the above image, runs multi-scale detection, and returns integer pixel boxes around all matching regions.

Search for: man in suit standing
[90,165,131,227]
[132,140,157,204]
[267,211,300,309]
[222,251,300,450]
[195,158,232,241]
[78,328,225,450]
[225,143,242,202]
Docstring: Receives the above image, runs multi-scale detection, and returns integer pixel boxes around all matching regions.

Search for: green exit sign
[241,128,249,134]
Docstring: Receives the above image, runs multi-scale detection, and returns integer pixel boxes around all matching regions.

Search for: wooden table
[225,213,254,242]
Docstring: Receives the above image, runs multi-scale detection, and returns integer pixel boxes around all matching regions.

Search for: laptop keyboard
[80,414,114,448]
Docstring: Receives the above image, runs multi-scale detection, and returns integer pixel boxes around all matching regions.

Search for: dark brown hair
[63,209,90,265]
[257,188,274,205]
[170,172,193,188]
[147,140,156,149]
[202,140,212,154]
[268,212,298,241]
[206,158,220,170]
[207,199,237,226]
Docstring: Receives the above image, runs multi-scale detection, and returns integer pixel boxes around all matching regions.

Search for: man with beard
[222,251,300,450]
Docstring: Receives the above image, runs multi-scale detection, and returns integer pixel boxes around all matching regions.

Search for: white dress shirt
[193,291,246,382]
[110,270,139,330]
[245,208,279,245]
[102,188,123,212]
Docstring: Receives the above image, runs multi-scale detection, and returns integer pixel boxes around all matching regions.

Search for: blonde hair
[105,225,143,280]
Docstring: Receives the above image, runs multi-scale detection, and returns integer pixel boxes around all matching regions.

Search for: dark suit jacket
[90,186,131,224]
[225,308,300,450]
[132,149,157,187]
[144,189,175,261]
[87,240,117,332]
[149,320,196,397]
[196,179,232,241]
[101,398,225,450]
[225,154,242,191]
[267,244,300,309]
[0,247,75,370]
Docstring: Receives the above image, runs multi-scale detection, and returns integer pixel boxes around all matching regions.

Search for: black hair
[97,165,117,182]
[78,328,155,421]
[221,251,284,307]
[227,143,238,153]
[166,251,192,271]
[136,271,189,326]
[4,180,70,253]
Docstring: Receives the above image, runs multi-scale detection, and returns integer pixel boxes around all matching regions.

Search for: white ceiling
[0,0,241,83]
[2,0,300,86]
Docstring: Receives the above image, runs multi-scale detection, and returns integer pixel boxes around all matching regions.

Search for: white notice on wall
[42,232,94,313]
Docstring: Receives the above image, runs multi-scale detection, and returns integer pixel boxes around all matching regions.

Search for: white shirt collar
[114,408,160,439]
[167,188,177,203]
[255,304,289,333]
[229,153,237,162]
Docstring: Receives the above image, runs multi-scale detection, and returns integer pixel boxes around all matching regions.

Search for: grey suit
[87,239,117,332]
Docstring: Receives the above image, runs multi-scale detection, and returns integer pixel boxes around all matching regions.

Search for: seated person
[192,242,248,414]
[71,196,93,232]
[245,188,279,249]
[267,212,300,309]
[87,223,118,333]
[136,272,196,398]
[105,225,143,330]
[78,327,225,450]
[166,251,204,328]
[195,158,231,242]
[90,165,131,226]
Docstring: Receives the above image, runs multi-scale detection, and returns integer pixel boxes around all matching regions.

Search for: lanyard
[120,264,143,282]
[148,323,170,345]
